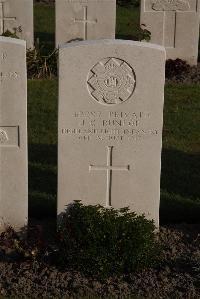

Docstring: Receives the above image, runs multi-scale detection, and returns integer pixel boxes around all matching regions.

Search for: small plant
[27,46,58,79]
[1,26,22,39]
[165,58,190,79]
[138,24,151,42]
[57,201,160,278]
[0,225,46,261]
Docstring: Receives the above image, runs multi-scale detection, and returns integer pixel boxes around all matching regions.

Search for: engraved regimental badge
[87,57,136,105]
[0,130,8,144]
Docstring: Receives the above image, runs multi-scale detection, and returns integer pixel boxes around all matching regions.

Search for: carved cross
[73,6,97,40]
[150,0,192,47]
[0,2,16,35]
[89,146,130,207]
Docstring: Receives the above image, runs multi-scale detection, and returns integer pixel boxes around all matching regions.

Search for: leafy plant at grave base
[27,45,58,79]
[117,0,140,7]
[1,26,22,39]
[0,226,46,261]
[138,24,151,42]
[57,200,160,278]
[165,58,190,79]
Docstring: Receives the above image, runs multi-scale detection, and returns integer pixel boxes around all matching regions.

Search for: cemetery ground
[0,2,200,298]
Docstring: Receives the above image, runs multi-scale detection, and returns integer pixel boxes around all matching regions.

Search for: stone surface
[58,40,165,227]
[140,0,200,65]
[0,37,27,231]
[0,0,33,49]
[55,0,116,47]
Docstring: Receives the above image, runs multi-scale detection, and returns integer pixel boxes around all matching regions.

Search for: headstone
[140,0,200,65]
[0,37,27,231]
[55,0,116,47]
[58,40,165,227]
[0,0,33,49]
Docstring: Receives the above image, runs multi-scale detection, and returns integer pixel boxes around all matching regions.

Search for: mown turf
[160,84,200,223]
[28,80,57,218]
[34,4,55,51]
[116,5,140,40]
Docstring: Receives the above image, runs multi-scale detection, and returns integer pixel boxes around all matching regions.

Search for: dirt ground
[0,223,199,299]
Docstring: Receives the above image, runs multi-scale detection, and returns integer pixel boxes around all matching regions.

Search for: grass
[116,5,140,40]
[27,3,200,223]
[34,3,55,52]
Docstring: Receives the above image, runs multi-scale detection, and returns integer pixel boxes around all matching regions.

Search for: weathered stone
[55,0,116,47]
[140,0,200,65]
[0,37,27,231]
[0,0,33,49]
[58,40,165,227]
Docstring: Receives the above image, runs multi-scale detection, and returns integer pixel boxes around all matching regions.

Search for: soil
[0,223,200,299]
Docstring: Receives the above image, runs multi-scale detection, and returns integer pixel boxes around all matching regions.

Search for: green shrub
[1,26,22,39]
[57,201,159,278]
[165,59,190,79]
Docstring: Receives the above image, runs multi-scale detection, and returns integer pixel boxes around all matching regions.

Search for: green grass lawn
[30,3,200,223]
[34,4,55,51]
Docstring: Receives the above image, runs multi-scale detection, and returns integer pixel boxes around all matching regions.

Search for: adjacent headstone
[58,40,165,227]
[0,0,33,49]
[0,37,27,231]
[55,0,116,47]
[140,0,200,65]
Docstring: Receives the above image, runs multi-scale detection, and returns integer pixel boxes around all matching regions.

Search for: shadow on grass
[160,148,200,224]
[29,143,57,166]
[34,32,55,52]
[116,34,139,40]
[28,143,57,219]
[161,148,200,199]
[160,192,200,224]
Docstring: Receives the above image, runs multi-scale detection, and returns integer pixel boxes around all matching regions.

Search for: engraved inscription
[73,6,97,40]
[0,129,8,144]
[61,110,159,143]
[0,71,19,83]
[0,2,16,35]
[1,52,7,60]
[89,146,130,207]
[0,126,19,147]
[87,58,136,106]
[152,0,190,11]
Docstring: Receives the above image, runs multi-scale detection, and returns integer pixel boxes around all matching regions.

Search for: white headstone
[55,0,116,47]
[140,0,200,65]
[0,0,33,49]
[0,37,27,231]
[58,40,165,227]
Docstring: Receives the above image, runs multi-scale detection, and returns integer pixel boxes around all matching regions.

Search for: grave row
[0,0,199,64]
[0,36,165,231]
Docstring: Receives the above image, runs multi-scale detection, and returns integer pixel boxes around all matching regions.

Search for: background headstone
[55,0,116,47]
[0,37,28,231]
[58,40,165,227]
[0,0,34,49]
[140,0,200,65]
